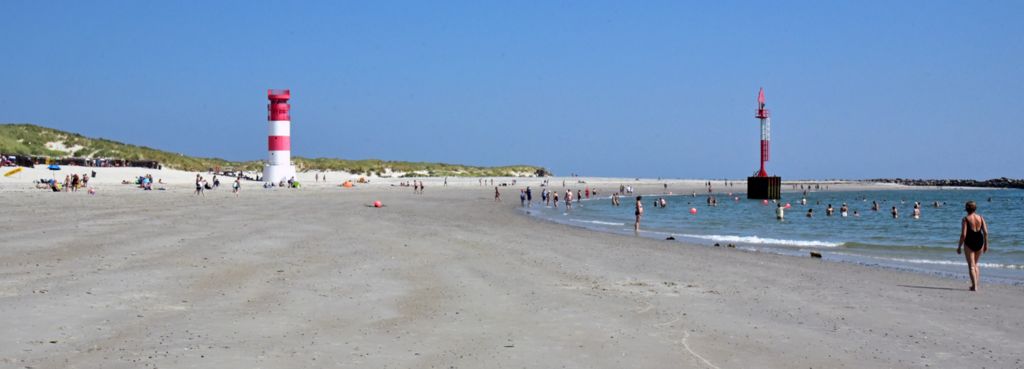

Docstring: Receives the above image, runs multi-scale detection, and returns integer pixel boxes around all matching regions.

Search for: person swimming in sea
[840,203,848,217]
[957,201,988,291]
[891,206,899,219]
[826,204,834,216]
[806,208,814,218]
[913,203,921,219]
[776,202,784,220]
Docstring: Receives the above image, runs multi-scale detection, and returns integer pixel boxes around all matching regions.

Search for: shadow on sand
[897,284,964,291]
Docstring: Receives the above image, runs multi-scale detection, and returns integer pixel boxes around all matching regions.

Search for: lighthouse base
[747,176,781,200]
[263,164,296,185]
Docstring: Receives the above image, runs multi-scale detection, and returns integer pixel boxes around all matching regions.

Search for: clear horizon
[1,1,1021,180]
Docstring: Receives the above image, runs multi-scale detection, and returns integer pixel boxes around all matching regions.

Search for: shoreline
[525,189,1024,286]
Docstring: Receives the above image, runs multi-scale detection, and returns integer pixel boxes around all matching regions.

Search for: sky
[1,1,1022,179]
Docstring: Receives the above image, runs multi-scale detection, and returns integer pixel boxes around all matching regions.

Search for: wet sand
[2,182,1022,368]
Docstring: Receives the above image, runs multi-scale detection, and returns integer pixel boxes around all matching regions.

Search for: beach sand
[2,176,1022,368]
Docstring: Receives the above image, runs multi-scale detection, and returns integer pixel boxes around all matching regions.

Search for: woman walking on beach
[634,196,644,232]
[958,201,988,291]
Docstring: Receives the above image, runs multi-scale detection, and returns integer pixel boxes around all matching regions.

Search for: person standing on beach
[520,189,526,207]
[958,201,988,291]
[565,189,573,209]
[634,196,644,232]
[552,190,559,208]
[526,187,533,207]
[195,174,204,196]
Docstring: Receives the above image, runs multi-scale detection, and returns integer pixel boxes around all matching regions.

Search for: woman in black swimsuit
[634,196,643,233]
[957,201,988,291]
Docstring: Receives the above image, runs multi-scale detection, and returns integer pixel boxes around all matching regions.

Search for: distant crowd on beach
[39,171,94,193]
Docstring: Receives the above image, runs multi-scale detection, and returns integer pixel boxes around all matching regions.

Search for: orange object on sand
[342,181,353,188]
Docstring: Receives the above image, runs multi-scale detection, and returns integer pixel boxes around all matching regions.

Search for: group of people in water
[508,183,992,292]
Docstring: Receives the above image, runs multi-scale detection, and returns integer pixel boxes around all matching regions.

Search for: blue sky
[1,1,1021,179]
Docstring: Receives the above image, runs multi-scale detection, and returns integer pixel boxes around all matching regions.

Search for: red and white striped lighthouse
[263,89,296,183]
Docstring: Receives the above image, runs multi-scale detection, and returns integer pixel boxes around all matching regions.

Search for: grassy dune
[0,124,547,176]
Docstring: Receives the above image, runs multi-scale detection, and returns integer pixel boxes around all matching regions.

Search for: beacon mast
[747,87,781,199]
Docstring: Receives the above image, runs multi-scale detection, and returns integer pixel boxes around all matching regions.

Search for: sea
[528,188,1024,285]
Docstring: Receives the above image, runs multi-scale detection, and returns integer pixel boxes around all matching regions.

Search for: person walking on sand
[232,177,241,196]
[634,196,644,232]
[519,189,526,207]
[958,201,988,291]
[526,186,533,207]
[494,186,501,202]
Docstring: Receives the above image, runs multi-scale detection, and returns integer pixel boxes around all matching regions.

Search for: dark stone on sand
[810,251,822,258]
[714,243,720,247]
[666,236,676,240]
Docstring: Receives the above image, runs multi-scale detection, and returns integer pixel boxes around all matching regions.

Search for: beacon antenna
[747,87,781,199]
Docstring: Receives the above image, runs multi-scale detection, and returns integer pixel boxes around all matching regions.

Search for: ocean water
[528,189,1024,285]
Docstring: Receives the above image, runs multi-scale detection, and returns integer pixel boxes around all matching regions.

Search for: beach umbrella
[48,164,60,180]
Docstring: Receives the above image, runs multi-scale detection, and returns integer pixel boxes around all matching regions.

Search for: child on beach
[958,201,988,291]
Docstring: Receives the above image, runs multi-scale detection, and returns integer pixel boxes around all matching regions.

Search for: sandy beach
[2,172,1023,368]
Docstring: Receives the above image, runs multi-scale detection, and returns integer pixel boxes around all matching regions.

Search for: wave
[675,234,841,248]
[569,219,626,226]
[882,257,1024,270]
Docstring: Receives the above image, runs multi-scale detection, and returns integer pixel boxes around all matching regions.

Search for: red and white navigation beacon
[747,87,781,200]
[263,89,296,183]
[755,87,771,177]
